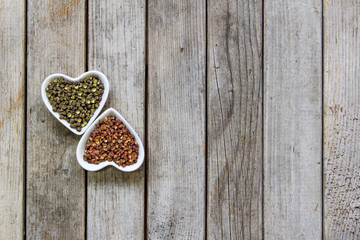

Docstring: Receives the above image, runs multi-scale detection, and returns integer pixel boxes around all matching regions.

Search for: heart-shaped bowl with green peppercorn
[41,70,109,135]
[76,108,144,172]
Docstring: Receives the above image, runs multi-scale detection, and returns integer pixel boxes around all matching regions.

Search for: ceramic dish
[76,108,145,172]
[41,70,109,135]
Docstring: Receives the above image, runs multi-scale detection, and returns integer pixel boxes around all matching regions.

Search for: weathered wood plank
[148,0,206,239]
[26,0,86,238]
[87,0,145,239]
[324,1,360,238]
[207,0,263,239]
[0,0,25,239]
[264,0,322,239]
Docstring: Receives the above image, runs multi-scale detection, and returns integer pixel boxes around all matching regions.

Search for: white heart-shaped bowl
[41,70,109,135]
[76,108,145,172]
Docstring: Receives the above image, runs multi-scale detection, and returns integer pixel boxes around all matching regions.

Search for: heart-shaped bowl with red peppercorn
[41,70,109,135]
[76,108,145,172]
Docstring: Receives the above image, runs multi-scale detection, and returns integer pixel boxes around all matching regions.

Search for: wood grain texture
[148,0,206,239]
[207,0,263,239]
[87,0,145,239]
[26,0,85,238]
[324,1,360,238]
[0,0,25,239]
[264,0,322,239]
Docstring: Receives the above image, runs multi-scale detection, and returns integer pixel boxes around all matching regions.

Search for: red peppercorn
[83,115,139,167]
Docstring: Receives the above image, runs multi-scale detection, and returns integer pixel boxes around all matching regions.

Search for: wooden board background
[26,0,86,239]
[87,0,145,239]
[0,0,360,238]
[147,0,206,239]
[0,0,25,239]
[324,0,360,238]
[264,0,322,239]
[207,0,263,239]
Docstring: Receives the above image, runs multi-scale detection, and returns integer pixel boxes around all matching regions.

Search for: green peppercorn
[46,75,104,131]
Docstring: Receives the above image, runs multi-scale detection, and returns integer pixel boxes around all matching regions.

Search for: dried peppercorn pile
[84,116,139,167]
[45,76,104,132]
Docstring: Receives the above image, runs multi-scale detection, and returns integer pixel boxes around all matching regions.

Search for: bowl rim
[76,108,145,172]
[41,70,109,135]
